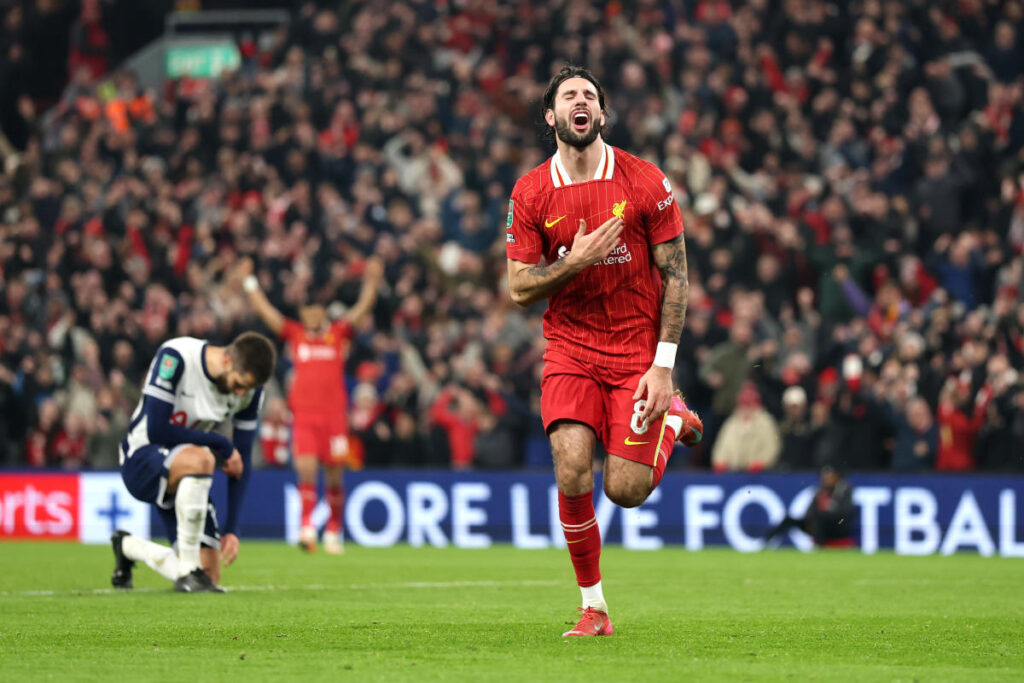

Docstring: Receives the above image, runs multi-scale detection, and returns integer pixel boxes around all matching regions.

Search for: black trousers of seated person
[765,509,850,546]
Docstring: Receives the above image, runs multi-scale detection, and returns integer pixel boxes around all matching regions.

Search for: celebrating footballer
[506,65,703,637]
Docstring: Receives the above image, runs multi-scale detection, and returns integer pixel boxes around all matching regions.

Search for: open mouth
[571,110,590,131]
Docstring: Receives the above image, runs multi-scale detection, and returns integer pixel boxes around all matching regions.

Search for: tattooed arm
[634,233,690,425]
[507,216,624,306]
[652,233,690,343]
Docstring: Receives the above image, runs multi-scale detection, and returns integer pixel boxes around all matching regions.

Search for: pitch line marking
[1,579,562,598]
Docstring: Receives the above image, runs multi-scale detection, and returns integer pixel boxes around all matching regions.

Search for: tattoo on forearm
[525,258,570,281]
[653,235,689,343]
[510,257,578,305]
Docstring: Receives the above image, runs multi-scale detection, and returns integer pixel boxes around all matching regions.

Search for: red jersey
[280,319,354,414]
[506,144,684,370]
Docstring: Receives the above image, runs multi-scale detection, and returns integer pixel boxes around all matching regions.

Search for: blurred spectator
[775,386,822,471]
[67,0,110,82]
[816,355,890,471]
[987,21,1023,84]
[52,411,87,469]
[350,381,388,466]
[473,411,517,470]
[387,411,425,468]
[86,386,129,469]
[258,396,292,467]
[976,356,1023,471]
[0,363,22,465]
[429,385,484,470]
[25,398,61,467]
[887,397,939,474]
[936,377,988,472]
[927,234,984,310]
[711,382,780,473]
[700,319,753,425]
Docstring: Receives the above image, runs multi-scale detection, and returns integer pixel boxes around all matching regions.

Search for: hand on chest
[543,187,642,267]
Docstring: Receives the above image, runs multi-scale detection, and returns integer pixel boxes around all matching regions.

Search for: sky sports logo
[0,473,150,542]
[0,474,77,538]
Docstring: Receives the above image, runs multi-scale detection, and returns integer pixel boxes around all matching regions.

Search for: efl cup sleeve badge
[158,355,179,380]
[506,199,515,243]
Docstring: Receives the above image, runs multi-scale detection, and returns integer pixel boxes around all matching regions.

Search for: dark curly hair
[540,65,609,146]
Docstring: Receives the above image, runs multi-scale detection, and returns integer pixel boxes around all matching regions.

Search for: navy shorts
[121,444,221,549]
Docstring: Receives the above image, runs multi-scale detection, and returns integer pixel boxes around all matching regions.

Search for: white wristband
[242,275,259,293]
[654,342,677,369]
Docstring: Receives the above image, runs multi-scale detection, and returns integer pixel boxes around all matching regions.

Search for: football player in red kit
[237,256,383,554]
[506,66,702,636]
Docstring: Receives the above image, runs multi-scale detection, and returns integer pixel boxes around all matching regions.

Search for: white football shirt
[120,337,262,462]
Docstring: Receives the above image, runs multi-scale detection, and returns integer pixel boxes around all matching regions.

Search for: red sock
[558,490,602,587]
[651,423,679,491]
[299,482,317,528]
[325,485,344,534]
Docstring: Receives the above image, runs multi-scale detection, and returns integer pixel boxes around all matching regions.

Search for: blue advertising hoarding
[191,470,1024,557]
[4,469,1019,556]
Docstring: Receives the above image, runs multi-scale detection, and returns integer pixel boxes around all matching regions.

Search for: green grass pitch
[1,542,1022,682]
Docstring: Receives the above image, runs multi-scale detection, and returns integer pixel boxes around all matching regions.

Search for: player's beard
[554,112,601,149]
[213,375,232,395]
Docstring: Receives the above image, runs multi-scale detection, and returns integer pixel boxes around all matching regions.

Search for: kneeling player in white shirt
[110,332,276,593]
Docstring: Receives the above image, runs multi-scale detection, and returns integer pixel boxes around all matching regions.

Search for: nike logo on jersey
[624,436,650,446]
[612,200,627,219]
[545,215,567,228]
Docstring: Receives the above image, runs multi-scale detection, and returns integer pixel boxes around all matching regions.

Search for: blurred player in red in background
[506,65,703,637]
[236,256,383,554]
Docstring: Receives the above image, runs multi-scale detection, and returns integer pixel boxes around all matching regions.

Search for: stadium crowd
[1,0,1023,474]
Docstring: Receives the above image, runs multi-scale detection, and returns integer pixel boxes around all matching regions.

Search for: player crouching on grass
[506,65,702,636]
[110,332,276,593]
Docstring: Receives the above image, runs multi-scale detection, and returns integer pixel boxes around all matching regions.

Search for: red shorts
[540,352,670,467]
[292,410,349,465]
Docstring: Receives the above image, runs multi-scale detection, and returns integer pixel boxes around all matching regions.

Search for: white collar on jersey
[550,143,615,187]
